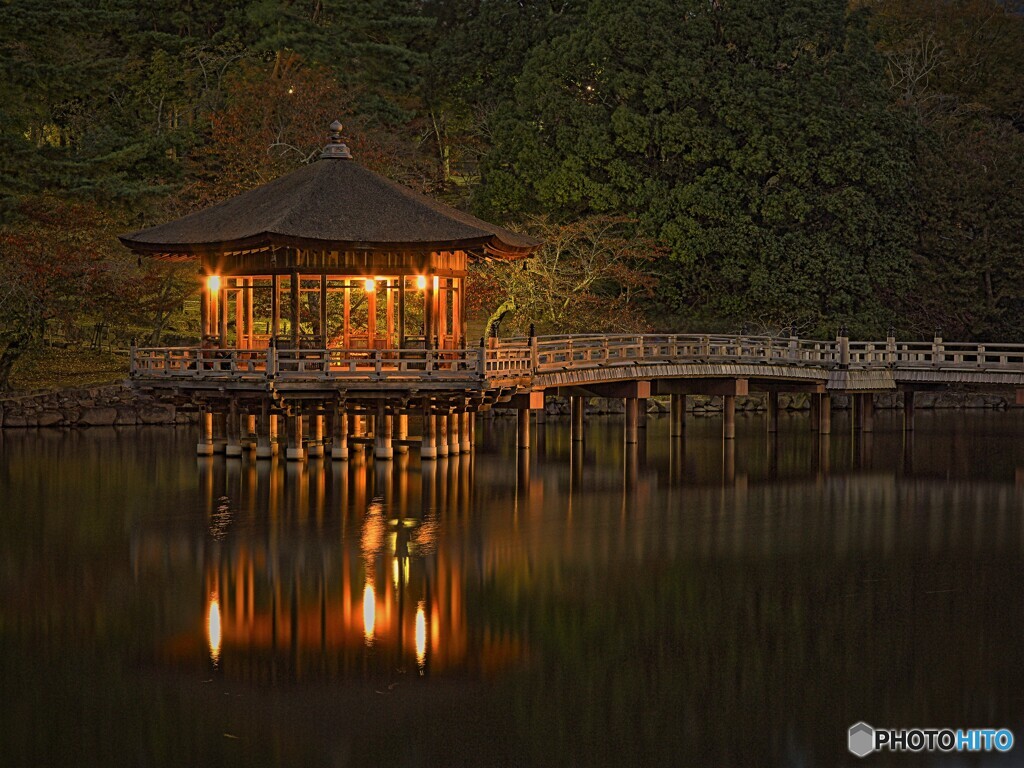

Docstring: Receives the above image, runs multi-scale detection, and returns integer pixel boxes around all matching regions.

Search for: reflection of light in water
[362,581,376,645]
[207,593,222,665]
[392,557,400,591]
[415,601,427,672]
[361,500,385,558]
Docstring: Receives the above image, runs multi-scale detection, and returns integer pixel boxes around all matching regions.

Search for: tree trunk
[0,333,28,392]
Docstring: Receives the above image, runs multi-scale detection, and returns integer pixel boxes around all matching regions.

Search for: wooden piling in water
[723,395,736,440]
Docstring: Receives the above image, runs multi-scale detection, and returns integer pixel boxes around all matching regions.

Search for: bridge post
[571,396,585,442]
[225,399,242,457]
[394,411,409,455]
[212,411,228,453]
[903,390,915,432]
[374,402,393,460]
[670,394,685,437]
[255,402,274,459]
[767,392,779,434]
[517,408,530,451]
[197,408,215,455]
[437,413,449,457]
[285,410,305,461]
[459,411,471,453]
[448,409,459,455]
[838,328,850,367]
[625,397,639,444]
[269,413,279,448]
[240,412,256,452]
[819,393,831,435]
[421,403,437,459]
[723,395,736,440]
[638,398,648,430]
[308,409,325,457]
[332,407,349,460]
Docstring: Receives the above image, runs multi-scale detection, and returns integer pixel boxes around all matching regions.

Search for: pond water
[1,410,1023,767]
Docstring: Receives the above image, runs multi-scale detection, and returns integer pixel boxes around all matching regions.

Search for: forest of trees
[1,0,1022,382]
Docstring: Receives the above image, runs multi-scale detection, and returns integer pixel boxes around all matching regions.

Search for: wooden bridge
[131,331,1024,461]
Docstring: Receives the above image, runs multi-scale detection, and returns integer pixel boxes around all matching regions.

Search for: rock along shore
[0,382,195,428]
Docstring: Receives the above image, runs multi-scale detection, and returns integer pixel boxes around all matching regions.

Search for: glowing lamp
[364,278,376,293]
[416,275,426,291]
[207,593,222,665]
[432,276,439,290]
[206,275,221,294]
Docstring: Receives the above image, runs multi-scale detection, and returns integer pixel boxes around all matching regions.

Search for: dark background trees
[1,0,1022,386]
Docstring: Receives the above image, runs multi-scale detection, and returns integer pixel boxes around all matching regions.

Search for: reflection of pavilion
[136,455,522,682]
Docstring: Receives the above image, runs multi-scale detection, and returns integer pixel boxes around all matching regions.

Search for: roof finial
[321,120,352,159]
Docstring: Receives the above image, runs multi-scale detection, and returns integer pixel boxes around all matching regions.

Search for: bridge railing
[131,347,270,378]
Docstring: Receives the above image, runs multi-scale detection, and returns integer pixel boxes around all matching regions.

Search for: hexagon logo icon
[848,722,875,758]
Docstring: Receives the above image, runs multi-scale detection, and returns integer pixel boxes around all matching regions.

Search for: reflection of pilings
[517,408,530,451]
[858,432,874,469]
[669,433,685,485]
[809,393,820,433]
[571,396,585,442]
[819,393,832,435]
[421,455,437,516]
[723,395,736,440]
[670,394,685,438]
[859,394,875,434]
[625,397,639,444]
[723,439,736,485]
[902,431,914,476]
[638,398,648,430]
[535,420,547,458]
[767,433,778,480]
[817,434,831,478]
[571,440,584,489]
[625,442,639,491]
[904,390,915,432]
[517,446,530,489]
[421,403,437,460]
[767,392,778,434]
[213,411,228,454]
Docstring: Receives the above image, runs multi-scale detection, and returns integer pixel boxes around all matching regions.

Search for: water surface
[2,410,1023,766]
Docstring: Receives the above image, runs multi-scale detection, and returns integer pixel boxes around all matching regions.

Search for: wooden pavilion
[121,122,541,460]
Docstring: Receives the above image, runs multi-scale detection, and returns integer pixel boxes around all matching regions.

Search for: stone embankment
[0,382,194,428]
[540,391,1012,417]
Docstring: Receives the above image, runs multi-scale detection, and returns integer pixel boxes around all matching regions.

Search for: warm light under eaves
[416,275,426,291]
[206,275,221,294]
[364,278,376,293]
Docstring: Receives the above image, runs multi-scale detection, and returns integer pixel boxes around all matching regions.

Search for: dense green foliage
[0,0,1022,380]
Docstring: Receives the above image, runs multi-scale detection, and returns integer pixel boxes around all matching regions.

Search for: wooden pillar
[212,411,227,453]
[367,278,377,344]
[343,279,351,348]
[200,277,210,339]
[394,412,409,455]
[398,277,407,348]
[308,410,325,457]
[332,407,349,460]
[767,391,779,434]
[904,390,915,432]
[624,397,639,444]
[459,411,471,453]
[243,412,257,451]
[234,280,243,349]
[517,408,530,451]
[723,395,736,440]
[386,279,395,347]
[860,393,875,433]
[436,413,449,457]
[271,274,280,341]
[197,409,214,455]
[218,284,228,347]
[289,271,300,347]
[286,411,305,461]
[819,393,832,435]
[246,278,254,349]
[424,276,434,349]
[374,402,393,460]
[421,403,437,459]
[452,277,461,347]
[448,410,459,454]
[438,279,448,348]
[269,413,279,446]
[638,398,648,430]
[319,274,328,345]
[571,396,585,442]
[670,394,685,437]
[256,402,273,459]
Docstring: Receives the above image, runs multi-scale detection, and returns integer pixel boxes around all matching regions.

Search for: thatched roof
[120,128,539,260]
